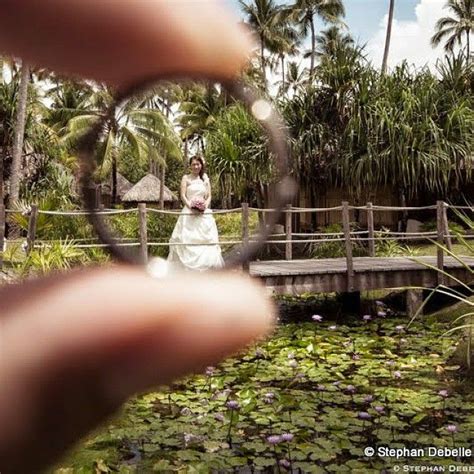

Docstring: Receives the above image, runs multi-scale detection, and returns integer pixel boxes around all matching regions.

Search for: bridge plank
[249,256,474,294]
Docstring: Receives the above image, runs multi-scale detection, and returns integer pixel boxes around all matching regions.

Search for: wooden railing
[1,202,472,280]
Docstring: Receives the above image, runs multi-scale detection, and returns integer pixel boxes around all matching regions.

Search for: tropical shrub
[310,223,367,258]
[17,239,86,276]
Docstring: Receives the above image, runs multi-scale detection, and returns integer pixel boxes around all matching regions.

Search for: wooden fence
[1,202,472,279]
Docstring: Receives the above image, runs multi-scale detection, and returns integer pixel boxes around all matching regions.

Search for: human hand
[0,267,274,473]
[0,2,267,472]
[0,0,254,88]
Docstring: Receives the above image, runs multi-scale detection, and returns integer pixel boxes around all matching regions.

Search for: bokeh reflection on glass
[76,77,297,271]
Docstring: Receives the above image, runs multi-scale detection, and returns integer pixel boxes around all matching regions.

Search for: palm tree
[381,0,395,73]
[0,65,58,206]
[63,86,182,204]
[239,0,282,91]
[431,0,473,59]
[277,60,307,95]
[289,0,345,77]
[45,80,93,134]
[8,61,29,208]
[178,83,225,153]
[315,25,355,59]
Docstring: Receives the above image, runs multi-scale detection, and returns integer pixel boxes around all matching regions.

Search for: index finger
[0,0,253,87]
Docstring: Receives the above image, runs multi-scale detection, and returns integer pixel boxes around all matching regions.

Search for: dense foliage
[55,313,474,473]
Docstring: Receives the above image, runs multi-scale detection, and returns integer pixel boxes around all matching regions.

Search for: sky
[226,0,466,71]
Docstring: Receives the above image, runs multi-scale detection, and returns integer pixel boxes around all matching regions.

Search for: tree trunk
[111,155,117,206]
[260,33,267,91]
[0,146,4,205]
[184,137,188,162]
[280,54,285,92]
[159,165,165,210]
[8,62,29,208]
[310,15,316,77]
[467,30,470,63]
[399,188,408,233]
[381,0,395,74]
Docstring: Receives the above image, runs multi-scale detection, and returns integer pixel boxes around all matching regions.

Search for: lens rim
[76,77,297,268]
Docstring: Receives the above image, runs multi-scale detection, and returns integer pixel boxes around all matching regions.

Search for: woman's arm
[180,175,191,208]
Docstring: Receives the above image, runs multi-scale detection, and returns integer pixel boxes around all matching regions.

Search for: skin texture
[0,0,254,88]
[0,2,270,472]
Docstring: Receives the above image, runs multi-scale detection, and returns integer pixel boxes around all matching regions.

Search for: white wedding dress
[168,177,224,271]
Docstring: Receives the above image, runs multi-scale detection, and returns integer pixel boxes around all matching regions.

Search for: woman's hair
[189,155,206,181]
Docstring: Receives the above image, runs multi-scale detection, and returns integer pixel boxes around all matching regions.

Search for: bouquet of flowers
[190,197,206,213]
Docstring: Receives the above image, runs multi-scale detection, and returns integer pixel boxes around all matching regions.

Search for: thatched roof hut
[121,173,178,204]
[101,173,133,199]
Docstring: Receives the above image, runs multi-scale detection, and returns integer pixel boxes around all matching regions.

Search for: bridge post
[367,202,375,257]
[241,202,249,272]
[285,204,292,260]
[0,204,4,270]
[442,202,452,251]
[138,203,148,264]
[26,204,38,255]
[342,201,354,292]
[436,201,445,286]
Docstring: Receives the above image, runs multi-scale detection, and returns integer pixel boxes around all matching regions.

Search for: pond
[54,305,474,473]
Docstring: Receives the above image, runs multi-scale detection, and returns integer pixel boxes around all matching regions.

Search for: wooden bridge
[249,256,474,295]
[1,201,473,314]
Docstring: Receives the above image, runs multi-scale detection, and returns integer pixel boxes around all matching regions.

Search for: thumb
[0,266,274,473]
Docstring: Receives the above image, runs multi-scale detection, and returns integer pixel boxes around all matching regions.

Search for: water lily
[288,360,298,369]
[358,412,371,420]
[345,385,356,394]
[445,424,458,434]
[214,413,225,422]
[329,325,337,330]
[184,433,199,445]
[266,435,282,445]
[312,314,323,322]
[374,406,385,414]
[394,371,402,379]
[205,366,215,376]
[439,389,449,398]
[287,352,295,359]
[281,433,294,442]
[363,395,374,403]
[363,315,372,321]
[395,325,404,333]
[263,392,275,404]
[279,459,291,469]
[377,311,387,318]
[226,400,240,410]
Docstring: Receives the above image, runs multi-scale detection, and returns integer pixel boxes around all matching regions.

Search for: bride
[168,155,224,271]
